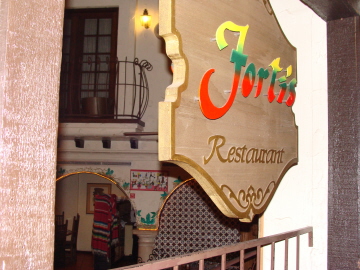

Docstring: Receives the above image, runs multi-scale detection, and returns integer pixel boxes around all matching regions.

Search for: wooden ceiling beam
[300,0,360,21]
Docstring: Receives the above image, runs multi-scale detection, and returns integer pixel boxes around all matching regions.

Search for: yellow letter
[204,135,227,164]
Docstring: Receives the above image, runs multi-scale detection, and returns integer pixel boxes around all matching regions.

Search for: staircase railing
[113,226,313,270]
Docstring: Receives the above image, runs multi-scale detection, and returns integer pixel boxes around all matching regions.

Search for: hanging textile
[92,193,119,260]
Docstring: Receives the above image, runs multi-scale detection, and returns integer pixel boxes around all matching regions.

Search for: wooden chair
[65,214,80,263]
[55,211,64,226]
[54,220,68,266]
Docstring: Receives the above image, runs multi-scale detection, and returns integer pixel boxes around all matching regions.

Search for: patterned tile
[154,180,242,258]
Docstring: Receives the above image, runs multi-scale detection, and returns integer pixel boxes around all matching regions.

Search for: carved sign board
[159,0,298,222]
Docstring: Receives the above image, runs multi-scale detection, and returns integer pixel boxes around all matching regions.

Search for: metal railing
[114,58,152,120]
[59,57,152,122]
[113,226,313,270]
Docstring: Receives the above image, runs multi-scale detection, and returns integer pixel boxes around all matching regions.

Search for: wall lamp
[140,9,151,29]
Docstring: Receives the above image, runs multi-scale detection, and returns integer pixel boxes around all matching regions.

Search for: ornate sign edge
[158,0,298,222]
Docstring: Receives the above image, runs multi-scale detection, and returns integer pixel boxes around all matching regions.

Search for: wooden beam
[327,16,360,269]
[300,0,359,21]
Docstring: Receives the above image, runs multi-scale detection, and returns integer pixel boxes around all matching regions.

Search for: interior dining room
[1,0,359,269]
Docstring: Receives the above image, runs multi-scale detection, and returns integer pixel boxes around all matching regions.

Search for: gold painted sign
[159,0,298,222]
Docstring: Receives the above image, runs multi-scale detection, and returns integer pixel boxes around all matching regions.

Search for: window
[59,8,118,120]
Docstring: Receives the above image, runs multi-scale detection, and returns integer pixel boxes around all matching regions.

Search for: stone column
[133,229,158,263]
[0,0,64,269]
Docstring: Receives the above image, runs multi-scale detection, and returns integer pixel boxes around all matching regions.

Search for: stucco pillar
[0,0,64,269]
[133,229,158,263]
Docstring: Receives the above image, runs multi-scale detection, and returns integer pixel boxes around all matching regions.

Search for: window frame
[59,8,119,119]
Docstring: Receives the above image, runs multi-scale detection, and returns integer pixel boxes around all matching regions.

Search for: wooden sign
[159,0,298,222]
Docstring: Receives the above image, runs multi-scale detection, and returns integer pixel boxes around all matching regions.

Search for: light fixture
[140,9,151,29]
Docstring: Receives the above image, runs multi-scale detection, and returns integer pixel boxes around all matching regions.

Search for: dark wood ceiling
[300,0,360,21]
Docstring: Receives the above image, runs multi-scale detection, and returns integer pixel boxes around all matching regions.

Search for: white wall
[135,0,172,131]
[262,0,327,269]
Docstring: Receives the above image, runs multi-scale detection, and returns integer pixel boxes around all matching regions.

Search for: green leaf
[122,182,130,189]
[145,213,151,223]
[106,168,114,175]
[160,191,168,199]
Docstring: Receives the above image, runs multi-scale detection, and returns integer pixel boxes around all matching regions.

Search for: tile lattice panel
[154,180,242,258]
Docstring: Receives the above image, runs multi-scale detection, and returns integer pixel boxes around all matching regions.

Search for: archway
[55,171,137,265]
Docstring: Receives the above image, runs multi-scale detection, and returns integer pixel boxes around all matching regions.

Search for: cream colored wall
[0,0,64,269]
[55,175,79,219]
[262,0,328,269]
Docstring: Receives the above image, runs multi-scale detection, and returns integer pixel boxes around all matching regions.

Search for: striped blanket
[92,194,119,259]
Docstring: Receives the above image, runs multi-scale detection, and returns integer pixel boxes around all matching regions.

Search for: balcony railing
[59,58,152,124]
[114,226,313,270]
